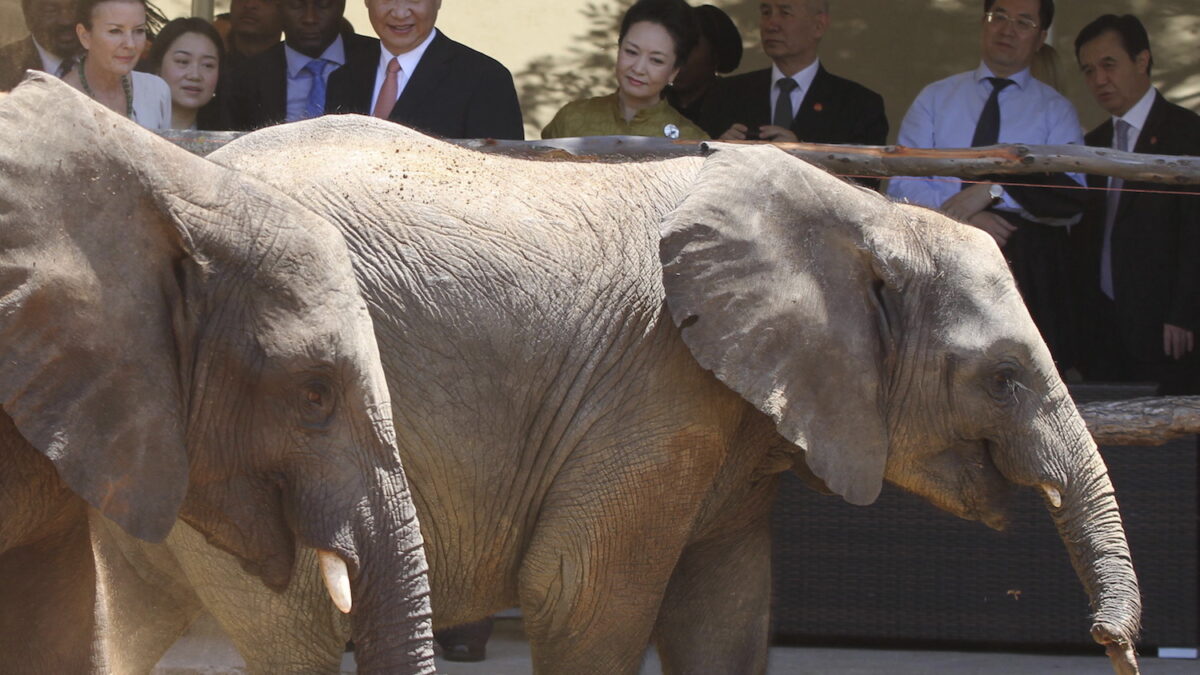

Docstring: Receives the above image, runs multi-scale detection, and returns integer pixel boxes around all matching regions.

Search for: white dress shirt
[1110,85,1155,152]
[33,37,68,76]
[889,62,1084,221]
[370,28,438,115]
[768,58,820,126]
[284,36,346,122]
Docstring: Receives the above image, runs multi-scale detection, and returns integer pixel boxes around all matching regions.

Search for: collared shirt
[540,92,708,140]
[1111,85,1155,152]
[1108,86,1156,190]
[768,58,820,125]
[370,28,438,115]
[888,63,1084,217]
[284,35,346,122]
[32,37,67,77]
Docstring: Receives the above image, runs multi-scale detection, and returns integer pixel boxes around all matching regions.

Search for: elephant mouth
[905,440,1013,530]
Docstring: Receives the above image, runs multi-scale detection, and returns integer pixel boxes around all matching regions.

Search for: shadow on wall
[513,0,1199,141]
[1,0,27,45]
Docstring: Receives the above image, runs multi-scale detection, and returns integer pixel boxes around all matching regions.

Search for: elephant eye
[987,365,1020,403]
[299,378,337,429]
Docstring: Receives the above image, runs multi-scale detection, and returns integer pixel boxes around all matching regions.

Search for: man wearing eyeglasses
[1071,15,1200,394]
[228,0,377,129]
[0,0,81,91]
[888,0,1085,370]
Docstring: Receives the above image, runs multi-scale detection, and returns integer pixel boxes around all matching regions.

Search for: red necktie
[372,57,401,119]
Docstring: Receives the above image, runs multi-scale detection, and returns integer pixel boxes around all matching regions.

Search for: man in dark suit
[324,0,523,140]
[228,0,376,130]
[0,0,80,91]
[697,0,886,147]
[1073,14,1200,393]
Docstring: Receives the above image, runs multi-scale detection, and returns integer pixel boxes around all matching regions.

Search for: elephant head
[0,75,433,672]
[660,144,1141,672]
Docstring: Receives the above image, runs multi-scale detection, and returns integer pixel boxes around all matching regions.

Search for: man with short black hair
[0,0,80,91]
[1072,14,1200,393]
[229,0,376,129]
[696,0,886,148]
[888,0,1084,368]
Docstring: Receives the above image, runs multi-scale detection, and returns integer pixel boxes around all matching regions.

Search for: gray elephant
[6,76,1141,673]
[0,75,435,673]
[195,114,1142,674]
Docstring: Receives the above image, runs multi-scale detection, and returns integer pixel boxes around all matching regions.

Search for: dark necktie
[1100,119,1132,299]
[971,77,1014,147]
[303,58,329,119]
[773,77,799,128]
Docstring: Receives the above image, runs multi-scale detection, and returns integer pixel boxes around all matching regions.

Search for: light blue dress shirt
[888,63,1084,217]
[284,36,347,123]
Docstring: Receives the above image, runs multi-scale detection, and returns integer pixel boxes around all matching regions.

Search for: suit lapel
[751,69,771,128]
[21,37,41,73]
[791,65,831,140]
[1087,119,1114,191]
[390,31,452,122]
[1117,93,1169,218]
[263,46,288,122]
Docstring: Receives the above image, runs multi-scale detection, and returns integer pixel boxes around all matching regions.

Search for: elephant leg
[89,511,205,673]
[0,498,98,674]
[165,521,351,674]
[653,512,773,675]
[517,466,714,674]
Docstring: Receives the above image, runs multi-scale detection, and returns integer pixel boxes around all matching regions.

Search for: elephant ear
[0,74,235,540]
[660,143,903,505]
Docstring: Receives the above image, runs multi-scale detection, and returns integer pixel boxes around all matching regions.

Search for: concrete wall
[6,0,1198,139]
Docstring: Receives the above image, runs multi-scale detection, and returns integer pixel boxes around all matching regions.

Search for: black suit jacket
[1073,91,1200,363]
[324,31,523,140]
[227,32,378,131]
[0,36,45,91]
[696,64,888,146]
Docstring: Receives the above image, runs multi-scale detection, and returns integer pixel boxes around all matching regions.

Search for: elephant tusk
[1040,484,1063,508]
[318,550,353,614]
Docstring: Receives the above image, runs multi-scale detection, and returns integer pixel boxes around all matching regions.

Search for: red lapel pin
[1150,136,1158,145]
[813,102,824,112]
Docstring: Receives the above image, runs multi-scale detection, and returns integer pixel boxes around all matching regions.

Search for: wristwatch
[988,183,1004,205]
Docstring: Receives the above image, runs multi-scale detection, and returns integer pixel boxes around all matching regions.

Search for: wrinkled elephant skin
[0,76,434,673]
[200,116,1141,674]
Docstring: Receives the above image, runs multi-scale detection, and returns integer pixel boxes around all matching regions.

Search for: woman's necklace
[78,54,133,118]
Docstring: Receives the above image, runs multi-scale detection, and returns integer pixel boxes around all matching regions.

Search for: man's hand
[1164,324,1195,360]
[719,124,749,141]
[967,211,1018,248]
[941,182,996,222]
[757,125,799,142]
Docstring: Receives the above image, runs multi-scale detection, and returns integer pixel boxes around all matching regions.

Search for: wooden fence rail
[161,130,1200,185]
[1077,396,1200,446]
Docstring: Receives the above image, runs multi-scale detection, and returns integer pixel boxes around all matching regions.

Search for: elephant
[181,113,1143,674]
[6,76,1141,674]
[0,74,436,673]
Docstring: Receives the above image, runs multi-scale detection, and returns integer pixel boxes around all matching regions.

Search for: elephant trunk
[341,476,436,674]
[1043,407,1142,674]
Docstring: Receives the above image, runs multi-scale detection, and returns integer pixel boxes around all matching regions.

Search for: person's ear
[813,9,830,39]
[1135,49,1151,76]
[75,23,89,51]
